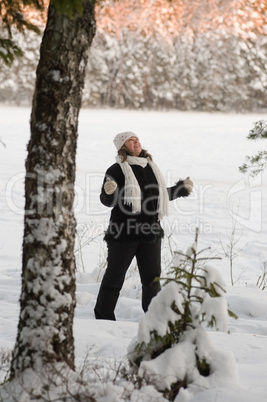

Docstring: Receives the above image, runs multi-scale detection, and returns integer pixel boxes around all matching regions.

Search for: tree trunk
[10,1,95,377]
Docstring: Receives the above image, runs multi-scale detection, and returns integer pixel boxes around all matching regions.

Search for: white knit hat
[113,131,138,151]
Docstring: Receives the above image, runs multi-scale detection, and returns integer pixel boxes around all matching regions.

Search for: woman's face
[124,136,142,156]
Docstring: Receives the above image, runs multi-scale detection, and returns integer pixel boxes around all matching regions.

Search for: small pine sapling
[128,228,238,401]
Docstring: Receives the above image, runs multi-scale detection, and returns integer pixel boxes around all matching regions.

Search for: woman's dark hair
[118,145,153,162]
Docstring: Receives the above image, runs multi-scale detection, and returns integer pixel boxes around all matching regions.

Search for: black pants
[94,238,161,320]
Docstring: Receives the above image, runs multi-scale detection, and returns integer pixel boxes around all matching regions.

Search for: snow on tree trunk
[10,1,95,377]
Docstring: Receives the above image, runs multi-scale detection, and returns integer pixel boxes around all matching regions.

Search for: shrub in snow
[128,229,238,401]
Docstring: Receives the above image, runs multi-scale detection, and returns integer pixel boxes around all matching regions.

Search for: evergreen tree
[128,229,237,400]
[239,120,267,176]
[0,0,44,65]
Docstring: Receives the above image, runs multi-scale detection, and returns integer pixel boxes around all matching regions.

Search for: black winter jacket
[100,161,190,243]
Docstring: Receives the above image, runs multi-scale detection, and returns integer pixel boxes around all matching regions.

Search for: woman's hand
[104,177,117,195]
[184,176,193,193]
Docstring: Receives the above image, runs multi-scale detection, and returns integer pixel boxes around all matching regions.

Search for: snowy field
[0,106,267,401]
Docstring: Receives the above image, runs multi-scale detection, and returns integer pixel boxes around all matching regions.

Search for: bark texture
[11,1,95,376]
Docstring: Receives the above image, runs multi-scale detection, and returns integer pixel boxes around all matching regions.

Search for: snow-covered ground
[0,107,267,401]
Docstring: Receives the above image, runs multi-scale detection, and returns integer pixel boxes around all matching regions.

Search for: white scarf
[115,155,169,219]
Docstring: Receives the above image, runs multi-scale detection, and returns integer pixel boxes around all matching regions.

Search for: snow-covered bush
[128,229,238,401]
[1,351,167,402]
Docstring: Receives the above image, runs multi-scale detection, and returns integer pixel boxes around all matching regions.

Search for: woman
[94,132,193,320]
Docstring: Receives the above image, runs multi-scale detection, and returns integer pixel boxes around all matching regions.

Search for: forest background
[0,0,266,112]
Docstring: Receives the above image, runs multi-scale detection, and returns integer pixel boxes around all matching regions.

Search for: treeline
[83,28,267,111]
[0,27,266,112]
